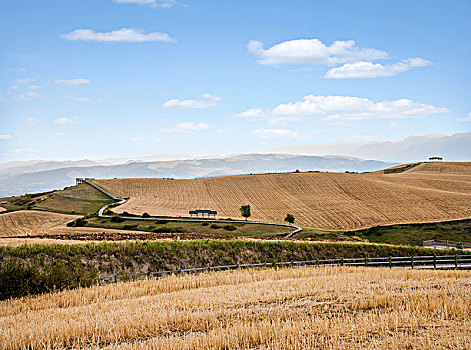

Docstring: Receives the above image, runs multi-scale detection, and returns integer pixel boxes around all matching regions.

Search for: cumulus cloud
[457,112,471,122]
[158,122,211,133]
[248,38,431,79]
[163,93,222,109]
[0,134,13,140]
[54,79,90,86]
[54,117,77,125]
[25,118,40,125]
[114,0,177,7]
[61,28,176,43]
[251,129,299,139]
[15,78,34,85]
[64,96,91,102]
[131,137,143,141]
[325,58,432,79]
[13,91,44,101]
[236,95,448,124]
[248,39,388,66]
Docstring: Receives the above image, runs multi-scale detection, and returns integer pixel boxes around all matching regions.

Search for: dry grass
[0,210,79,237]
[0,210,158,239]
[96,162,471,230]
[0,207,6,213]
[0,266,470,349]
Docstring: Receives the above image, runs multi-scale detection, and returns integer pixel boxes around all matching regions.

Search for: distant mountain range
[258,132,471,163]
[1,132,469,197]
[0,154,394,197]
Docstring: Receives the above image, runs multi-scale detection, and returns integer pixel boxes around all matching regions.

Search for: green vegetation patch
[84,216,292,238]
[2,240,466,300]
[33,184,114,215]
[350,219,471,246]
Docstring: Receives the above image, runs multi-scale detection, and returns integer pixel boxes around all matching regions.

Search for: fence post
[433,255,437,269]
[411,256,414,269]
[364,257,368,267]
[340,257,344,266]
[455,255,458,269]
[389,256,392,269]
[114,274,117,283]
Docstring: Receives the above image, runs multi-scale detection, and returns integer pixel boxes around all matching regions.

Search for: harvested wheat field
[1,266,470,349]
[0,210,154,239]
[96,162,471,230]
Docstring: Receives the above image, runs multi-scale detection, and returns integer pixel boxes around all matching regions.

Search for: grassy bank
[79,216,292,238]
[1,239,466,300]
[1,184,114,215]
[298,218,471,246]
[350,218,471,246]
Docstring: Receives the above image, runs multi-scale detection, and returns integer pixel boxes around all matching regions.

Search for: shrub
[142,212,150,218]
[110,216,125,223]
[66,218,87,227]
[123,224,138,230]
[211,224,221,229]
[153,227,184,233]
[201,222,209,226]
[223,225,237,231]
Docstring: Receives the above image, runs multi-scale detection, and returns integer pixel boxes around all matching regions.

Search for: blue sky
[1,0,470,161]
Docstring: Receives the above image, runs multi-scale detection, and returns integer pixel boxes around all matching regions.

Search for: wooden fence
[423,240,471,250]
[98,254,471,285]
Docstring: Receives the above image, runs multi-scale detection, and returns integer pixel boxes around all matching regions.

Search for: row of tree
[239,205,295,224]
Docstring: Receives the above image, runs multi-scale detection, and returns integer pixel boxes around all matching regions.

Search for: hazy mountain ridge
[258,132,471,162]
[0,154,394,197]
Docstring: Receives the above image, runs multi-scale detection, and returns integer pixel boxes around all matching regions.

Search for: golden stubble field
[0,266,470,349]
[0,210,154,239]
[96,162,471,230]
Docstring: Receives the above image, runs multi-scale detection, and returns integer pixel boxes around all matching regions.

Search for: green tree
[284,213,295,224]
[239,204,251,220]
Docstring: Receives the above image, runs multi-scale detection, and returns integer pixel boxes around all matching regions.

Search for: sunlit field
[1,266,470,349]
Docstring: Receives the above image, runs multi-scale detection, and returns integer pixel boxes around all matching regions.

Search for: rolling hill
[96,162,471,230]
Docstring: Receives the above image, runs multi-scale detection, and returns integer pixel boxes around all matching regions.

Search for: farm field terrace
[95,162,471,230]
[1,266,470,349]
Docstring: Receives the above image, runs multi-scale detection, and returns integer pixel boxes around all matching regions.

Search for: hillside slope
[96,162,471,230]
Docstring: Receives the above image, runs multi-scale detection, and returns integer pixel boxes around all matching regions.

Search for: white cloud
[15,78,33,85]
[131,137,143,141]
[114,0,177,7]
[158,122,211,133]
[248,38,432,79]
[248,39,388,66]
[9,67,27,72]
[13,91,44,101]
[325,58,432,79]
[56,132,69,136]
[25,118,40,125]
[236,95,448,124]
[11,148,38,154]
[54,116,77,125]
[457,112,471,122]
[0,134,13,140]
[54,79,90,86]
[64,96,90,102]
[61,28,176,43]
[163,93,221,109]
[251,129,299,139]
[27,85,41,90]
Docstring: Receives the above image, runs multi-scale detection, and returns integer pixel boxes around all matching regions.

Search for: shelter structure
[76,178,96,185]
[189,209,217,218]
[428,157,443,162]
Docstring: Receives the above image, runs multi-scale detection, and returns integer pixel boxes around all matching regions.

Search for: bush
[201,222,209,226]
[142,212,150,218]
[123,225,138,230]
[153,227,184,233]
[0,259,97,300]
[223,225,237,231]
[66,218,87,227]
[110,216,125,223]
[210,224,221,229]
